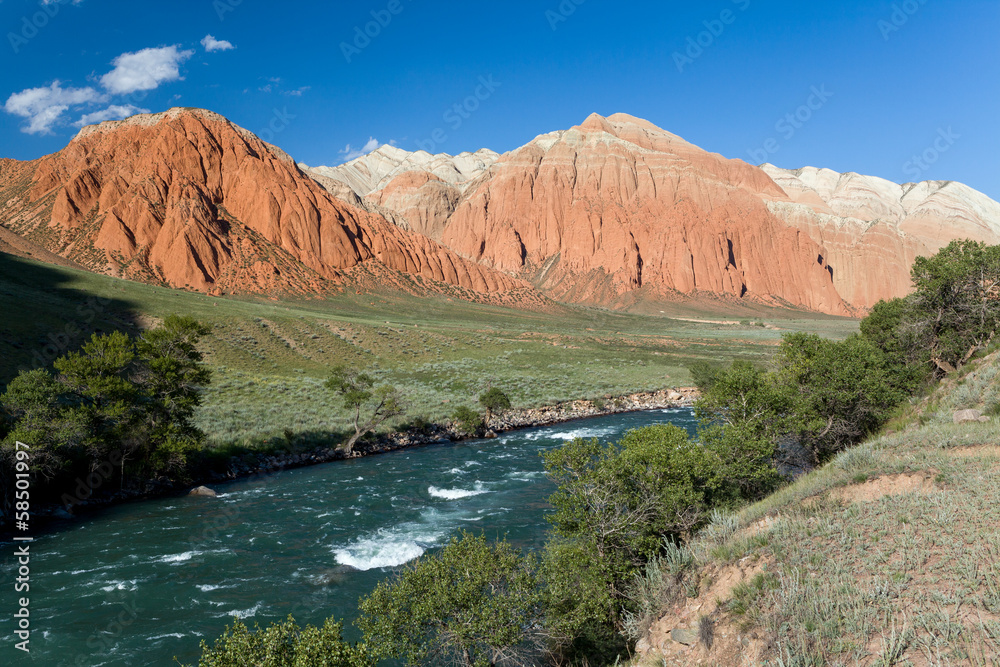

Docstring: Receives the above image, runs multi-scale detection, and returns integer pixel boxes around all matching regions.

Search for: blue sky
[1,0,998,198]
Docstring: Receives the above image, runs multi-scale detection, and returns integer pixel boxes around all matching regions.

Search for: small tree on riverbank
[479,387,511,423]
[325,366,405,454]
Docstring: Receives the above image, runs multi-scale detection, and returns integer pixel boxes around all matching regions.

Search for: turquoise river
[1,408,697,666]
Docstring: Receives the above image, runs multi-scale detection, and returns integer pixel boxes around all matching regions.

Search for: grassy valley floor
[0,252,857,453]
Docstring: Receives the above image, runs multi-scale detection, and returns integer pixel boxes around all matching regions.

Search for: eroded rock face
[437,113,850,314]
[761,165,1000,309]
[0,108,528,299]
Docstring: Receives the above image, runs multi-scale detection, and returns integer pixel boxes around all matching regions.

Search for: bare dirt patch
[948,444,1000,459]
[639,560,768,666]
[830,472,937,503]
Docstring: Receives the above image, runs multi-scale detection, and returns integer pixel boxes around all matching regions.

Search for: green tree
[908,239,1000,373]
[452,405,484,437]
[187,615,371,667]
[540,425,718,652]
[357,532,539,667]
[695,360,795,444]
[325,366,405,454]
[778,333,909,462]
[478,387,511,423]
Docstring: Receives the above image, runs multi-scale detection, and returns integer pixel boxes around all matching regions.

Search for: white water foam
[218,601,264,619]
[428,482,489,500]
[197,584,222,592]
[100,580,138,592]
[547,426,616,442]
[333,534,430,571]
[159,551,196,563]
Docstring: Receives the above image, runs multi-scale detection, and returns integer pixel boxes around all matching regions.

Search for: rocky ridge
[0,108,534,304]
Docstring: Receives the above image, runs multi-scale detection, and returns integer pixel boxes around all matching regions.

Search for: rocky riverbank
[24,388,697,528]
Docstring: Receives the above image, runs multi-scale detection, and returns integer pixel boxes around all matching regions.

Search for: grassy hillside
[0,252,857,450]
[632,353,1000,666]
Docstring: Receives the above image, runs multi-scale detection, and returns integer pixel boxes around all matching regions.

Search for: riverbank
[19,388,698,530]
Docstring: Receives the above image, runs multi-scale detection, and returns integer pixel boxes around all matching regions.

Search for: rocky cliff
[435,113,850,314]
[0,109,532,302]
[760,165,1000,309]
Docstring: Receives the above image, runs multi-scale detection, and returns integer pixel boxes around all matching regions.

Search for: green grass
[0,252,859,450]
[631,354,1000,666]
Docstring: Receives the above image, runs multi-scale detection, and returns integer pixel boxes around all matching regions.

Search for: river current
[2,408,697,666]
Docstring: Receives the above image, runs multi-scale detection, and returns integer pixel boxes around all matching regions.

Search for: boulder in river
[188,486,218,497]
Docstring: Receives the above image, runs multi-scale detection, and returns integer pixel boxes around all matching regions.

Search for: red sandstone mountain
[6,109,999,316]
[0,108,532,303]
[346,113,850,314]
[315,113,1000,315]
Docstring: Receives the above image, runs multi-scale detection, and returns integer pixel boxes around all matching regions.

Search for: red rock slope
[436,113,850,315]
[0,108,532,302]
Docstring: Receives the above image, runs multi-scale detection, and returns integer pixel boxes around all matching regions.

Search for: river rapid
[1,408,697,666]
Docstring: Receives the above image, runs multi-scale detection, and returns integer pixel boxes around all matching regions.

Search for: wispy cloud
[73,104,149,128]
[285,86,311,97]
[100,45,194,96]
[201,35,235,53]
[4,81,105,134]
[339,137,389,162]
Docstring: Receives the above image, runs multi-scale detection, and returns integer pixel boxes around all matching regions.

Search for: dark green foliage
[540,425,719,653]
[325,366,405,453]
[0,316,211,515]
[357,532,539,667]
[186,616,371,667]
[862,240,1000,378]
[778,333,909,462]
[478,387,512,421]
[451,405,484,437]
[687,360,724,393]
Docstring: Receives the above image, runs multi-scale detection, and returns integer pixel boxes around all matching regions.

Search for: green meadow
[0,252,858,450]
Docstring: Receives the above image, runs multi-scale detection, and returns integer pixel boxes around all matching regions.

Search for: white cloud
[286,86,311,97]
[4,81,105,134]
[73,104,150,128]
[339,137,382,162]
[100,45,194,96]
[201,35,235,53]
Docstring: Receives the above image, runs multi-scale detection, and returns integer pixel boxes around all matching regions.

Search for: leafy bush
[358,532,539,667]
[478,387,512,421]
[185,616,371,667]
[451,405,484,437]
[0,316,211,514]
